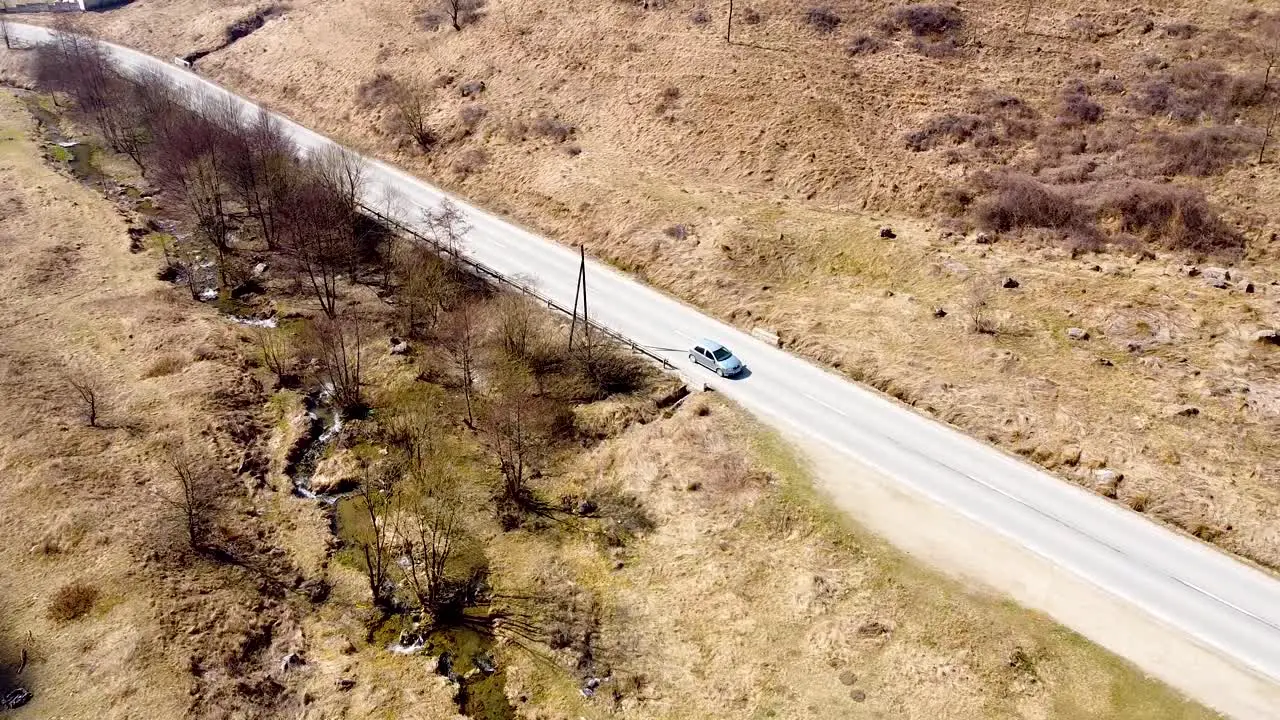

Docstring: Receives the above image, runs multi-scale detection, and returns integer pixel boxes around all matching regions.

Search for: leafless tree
[279,176,357,317]
[310,313,366,412]
[165,446,219,552]
[1259,18,1280,162]
[495,293,537,362]
[311,146,366,219]
[393,239,453,337]
[390,80,436,152]
[432,0,485,31]
[1261,101,1280,163]
[153,107,238,286]
[424,198,470,255]
[966,282,996,335]
[401,491,462,619]
[2,16,12,51]
[227,109,296,249]
[482,364,553,509]
[353,460,397,610]
[64,368,105,427]
[252,327,293,384]
[442,303,481,426]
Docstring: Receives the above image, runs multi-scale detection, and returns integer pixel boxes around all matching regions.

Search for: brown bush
[741,7,762,23]
[689,7,710,24]
[884,4,963,36]
[971,173,1094,235]
[1162,22,1198,39]
[906,113,984,150]
[459,104,488,129]
[1059,84,1103,124]
[910,37,961,58]
[47,582,100,622]
[530,115,575,142]
[355,72,398,108]
[847,35,884,55]
[1097,181,1242,255]
[907,95,1037,151]
[1148,126,1257,176]
[804,7,841,33]
[1131,61,1266,122]
[453,148,488,176]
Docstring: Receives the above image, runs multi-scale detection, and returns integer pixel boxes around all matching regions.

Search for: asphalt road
[12,22,1280,715]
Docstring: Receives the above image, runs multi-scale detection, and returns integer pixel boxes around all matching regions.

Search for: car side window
[693,346,706,358]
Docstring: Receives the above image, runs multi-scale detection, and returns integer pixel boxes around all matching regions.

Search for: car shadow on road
[727,367,753,381]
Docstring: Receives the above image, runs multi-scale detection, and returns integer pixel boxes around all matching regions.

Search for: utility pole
[726,0,733,44]
[568,244,591,363]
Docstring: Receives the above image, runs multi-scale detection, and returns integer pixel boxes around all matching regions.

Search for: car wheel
[718,368,725,378]
[688,353,695,364]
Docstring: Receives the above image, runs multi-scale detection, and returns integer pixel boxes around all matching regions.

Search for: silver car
[689,339,744,377]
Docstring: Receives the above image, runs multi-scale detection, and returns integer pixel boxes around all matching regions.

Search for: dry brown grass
[492,394,1217,719]
[45,0,1280,572]
[46,582,100,623]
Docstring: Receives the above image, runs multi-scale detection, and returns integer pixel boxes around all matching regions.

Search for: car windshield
[712,347,733,361]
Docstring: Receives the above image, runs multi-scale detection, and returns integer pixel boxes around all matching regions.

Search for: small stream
[286,390,343,501]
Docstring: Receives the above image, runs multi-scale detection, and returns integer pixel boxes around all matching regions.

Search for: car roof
[698,339,725,352]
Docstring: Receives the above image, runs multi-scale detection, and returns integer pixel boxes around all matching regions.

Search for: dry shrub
[1059,83,1103,124]
[907,94,1038,150]
[884,4,963,36]
[847,35,884,55]
[355,72,398,108]
[47,582,100,622]
[741,7,762,23]
[906,113,984,150]
[1131,61,1266,122]
[1163,22,1198,39]
[910,37,961,58]
[972,173,1094,235]
[1148,126,1257,176]
[143,354,187,378]
[530,114,575,142]
[804,7,841,33]
[580,344,650,398]
[690,7,710,24]
[453,148,488,176]
[459,104,488,129]
[1097,181,1242,255]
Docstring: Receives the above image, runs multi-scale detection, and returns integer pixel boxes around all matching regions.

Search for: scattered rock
[581,676,602,698]
[1254,329,1280,345]
[941,258,969,276]
[1201,267,1231,282]
[459,79,486,97]
[851,689,867,702]
[1065,327,1089,341]
[474,653,497,675]
[974,231,993,244]
[879,226,896,239]
[856,620,892,638]
[751,327,782,347]
[340,639,357,655]
[685,480,702,491]
[335,678,356,692]
[1241,281,1255,293]
[253,262,268,276]
[281,652,306,672]
[839,670,858,686]
[389,337,410,355]
[1001,277,1020,289]
[576,499,598,516]
[932,307,947,318]
[1166,405,1200,418]
[1096,356,1114,367]
[1093,469,1123,498]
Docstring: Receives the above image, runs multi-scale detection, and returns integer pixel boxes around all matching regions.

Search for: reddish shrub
[805,7,841,33]
[885,4,963,36]
[972,173,1094,234]
[1097,181,1241,255]
[1149,126,1257,176]
[1132,61,1266,122]
[1059,84,1104,124]
[531,115,575,142]
[847,35,884,55]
